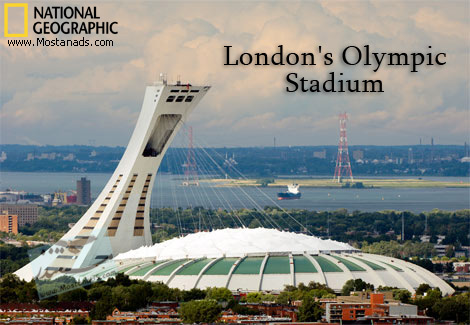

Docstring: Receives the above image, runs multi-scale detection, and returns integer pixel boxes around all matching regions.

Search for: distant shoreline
[206,178,470,189]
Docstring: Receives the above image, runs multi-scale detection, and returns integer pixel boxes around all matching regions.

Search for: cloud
[413,7,468,39]
[0,1,468,146]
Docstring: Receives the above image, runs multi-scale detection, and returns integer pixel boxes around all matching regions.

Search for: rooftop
[115,228,357,260]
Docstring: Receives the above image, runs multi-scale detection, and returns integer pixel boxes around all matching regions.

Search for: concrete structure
[15,80,210,281]
[0,212,18,234]
[0,204,38,227]
[80,228,454,295]
[76,177,91,205]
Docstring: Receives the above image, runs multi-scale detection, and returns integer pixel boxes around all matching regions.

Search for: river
[1,172,469,212]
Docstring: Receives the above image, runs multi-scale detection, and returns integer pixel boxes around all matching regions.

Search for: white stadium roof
[95,228,454,295]
[115,228,357,260]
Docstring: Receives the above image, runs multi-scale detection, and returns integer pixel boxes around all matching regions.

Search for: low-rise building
[454,262,470,273]
[325,293,421,323]
[105,307,180,322]
[0,317,55,324]
[0,212,18,234]
[356,314,434,324]
[242,302,298,322]
[433,244,447,257]
[220,309,292,323]
[454,250,468,258]
[0,204,38,227]
[0,303,91,323]
[94,320,179,324]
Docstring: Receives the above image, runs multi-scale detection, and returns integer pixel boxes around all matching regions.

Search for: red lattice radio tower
[333,113,353,182]
[183,126,199,186]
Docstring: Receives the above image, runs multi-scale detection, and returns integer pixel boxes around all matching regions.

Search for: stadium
[86,228,454,295]
[15,81,454,297]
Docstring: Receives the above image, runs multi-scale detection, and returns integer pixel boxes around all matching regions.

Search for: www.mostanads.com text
[7,37,113,47]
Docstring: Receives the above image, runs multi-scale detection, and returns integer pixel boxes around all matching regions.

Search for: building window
[170,89,179,93]
[166,96,175,102]
[185,96,194,102]
[175,96,185,102]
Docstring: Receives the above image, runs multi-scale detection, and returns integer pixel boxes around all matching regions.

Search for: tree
[58,287,88,302]
[91,291,114,320]
[152,281,181,301]
[341,279,374,296]
[107,273,132,287]
[232,303,260,315]
[432,293,470,322]
[445,245,454,258]
[179,299,222,323]
[414,288,442,314]
[297,296,323,322]
[245,292,276,303]
[393,289,411,303]
[126,283,153,310]
[415,283,432,296]
[245,292,264,303]
[257,178,274,187]
[182,288,206,301]
[111,286,131,310]
[275,290,295,305]
[88,286,109,301]
[0,273,24,303]
[205,287,234,304]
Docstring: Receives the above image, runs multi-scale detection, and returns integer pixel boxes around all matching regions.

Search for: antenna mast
[333,113,353,182]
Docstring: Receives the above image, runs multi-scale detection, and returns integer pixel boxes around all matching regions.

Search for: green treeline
[1,207,468,277]
[150,207,470,246]
[8,206,469,247]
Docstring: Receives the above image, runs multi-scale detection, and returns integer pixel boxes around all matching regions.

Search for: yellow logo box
[4,3,28,37]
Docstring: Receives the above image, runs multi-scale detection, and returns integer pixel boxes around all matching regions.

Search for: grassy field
[205,178,470,188]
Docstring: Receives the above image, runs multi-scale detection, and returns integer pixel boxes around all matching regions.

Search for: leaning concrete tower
[16,80,210,281]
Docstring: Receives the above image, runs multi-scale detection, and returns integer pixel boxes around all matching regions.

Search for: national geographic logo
[4,4,118,37]
[4,3,28,37]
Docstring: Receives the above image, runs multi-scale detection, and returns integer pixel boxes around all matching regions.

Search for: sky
[1,1,469,147]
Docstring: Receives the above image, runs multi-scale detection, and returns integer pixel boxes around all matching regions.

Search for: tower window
[142,114,182,157]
